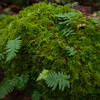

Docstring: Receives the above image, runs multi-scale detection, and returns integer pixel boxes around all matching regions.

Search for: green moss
[0,2,100,99]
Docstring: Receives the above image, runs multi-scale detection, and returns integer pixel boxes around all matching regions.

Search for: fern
[0,53,4,61]
[57,12,76,37]
[64,46,76,56]
[5,37,22,62]
[0,74,29,99]
[66,2,79,8]
[71,2,79,7]
[57,12,76,24]
[45,72,70,91]
[32,91,41,100]
[96,11,100,16]
[14,74,29,89]
[37,70,70,91]
[61,0,70,4]
[37,69,49,81]
[0,78,15,99]
[55,0,70,4]
[61,27,75,37]
[91,17,100,28]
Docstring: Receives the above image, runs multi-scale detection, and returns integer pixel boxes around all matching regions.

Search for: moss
[0,2,100,99]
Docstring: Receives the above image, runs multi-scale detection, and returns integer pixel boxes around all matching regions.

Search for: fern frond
[32,91,41,100]
[57,12,76,23]
[45,72,70,91]
[0,74,29,99]
[91,17,100,28]
[64,46,76,56]
[71,2,79,7]
[0,78,15,99]
[61,27,75,37]
[37,69,49,81]
[6,37,22,62]
[0,53,4,61]
[15,74,29,89]
[57,12,76,37]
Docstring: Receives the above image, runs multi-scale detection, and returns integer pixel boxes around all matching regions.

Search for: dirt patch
[72,5,92,15]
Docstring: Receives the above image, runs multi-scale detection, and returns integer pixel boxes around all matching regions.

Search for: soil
[0,1,21,15]
[3,89,31,100]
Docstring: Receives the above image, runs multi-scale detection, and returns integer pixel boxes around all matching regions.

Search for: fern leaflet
[32,91,41,100]
[57,12,76,37]
[0,74,29,99]
[37,69,49,81]
[5,37,22,62]
[0,78,15,99]
[61,27,75,37]
[64,46,76,56]
[0,53,4,61]
[45,72,70,91]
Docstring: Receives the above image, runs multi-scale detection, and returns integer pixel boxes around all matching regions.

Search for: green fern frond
[0,53,4,61]
[0,74,29,99]
[61,27,75,37]
[37,69,49,81]
[45,72,70,91]
[91,17,100,28]
[0,78,15,99]
[71,2,79,7]
[6,37,22,62]
[57,12,76,37]
[57,12,76,22]
[15,74,29,89]
[32,91,41,100]
[64,46,76,56]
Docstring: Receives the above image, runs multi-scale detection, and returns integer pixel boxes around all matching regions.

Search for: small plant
[0,14,6,20]
[0,53,4,60]
[37,70,70,91]
[0,37,24,99]
[45,72,70,91]
[0,37,22,62]
[5,37,22,62]
[55,0,69,4]
[60,27,75,37]
[37,69,49,81]
[66,2,79,7]
[57,12,76,24]
[71,2,79,7]
[64,46,76,56]
[96,11,100,15]
[32,91,41,100]
[91,17,100,28]
[57,12,76,37]
[0,74,29,99]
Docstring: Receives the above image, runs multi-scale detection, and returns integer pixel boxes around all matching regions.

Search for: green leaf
[0,74,29,99]
[64,46,76,56]
[37,69,49,81]
[0,79,15,99]
[32,91,41,100]
[45,72,70,91]
[5,37,22,62]
[0,53,4,61]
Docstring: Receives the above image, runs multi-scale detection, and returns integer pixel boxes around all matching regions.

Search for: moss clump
[0,2,100,99]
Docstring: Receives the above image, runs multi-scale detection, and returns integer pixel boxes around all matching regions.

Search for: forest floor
[0,1,100,19]
[0,1,100,100]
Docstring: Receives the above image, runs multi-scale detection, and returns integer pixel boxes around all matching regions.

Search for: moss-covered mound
[0,2,100,99]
